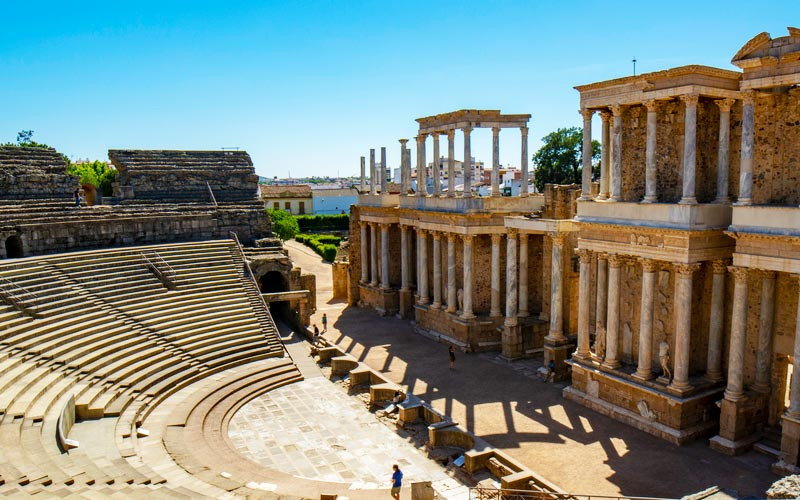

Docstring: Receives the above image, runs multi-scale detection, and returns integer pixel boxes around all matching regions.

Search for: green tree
[267,209,299,240]
[67,161,118,196]
[532,127,600,192]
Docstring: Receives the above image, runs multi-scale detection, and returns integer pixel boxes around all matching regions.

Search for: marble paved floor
[228,377,453,490]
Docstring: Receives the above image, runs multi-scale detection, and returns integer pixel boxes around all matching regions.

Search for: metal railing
[206,181,218,207]
[141,251,177,288]
[470,487,671,500]
[0,275,40,316]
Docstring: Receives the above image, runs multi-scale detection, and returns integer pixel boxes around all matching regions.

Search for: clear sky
[0,1,794,178]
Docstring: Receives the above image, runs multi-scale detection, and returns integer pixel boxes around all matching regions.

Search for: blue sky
[0,1,794,178]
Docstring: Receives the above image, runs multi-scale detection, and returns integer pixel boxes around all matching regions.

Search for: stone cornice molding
[673,262,701,276]
[577,248,593,263]
[639,258,659,273]
[714,98,736,113]
[728,265,749,282]
[574,65,741,92]
[712,259,730,274]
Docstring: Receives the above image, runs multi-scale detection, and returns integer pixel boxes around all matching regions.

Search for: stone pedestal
[398,289,415,319]
[710,393,768,455]
[359,284,398,316]
[501,323,523,361]
[775,414,800,475]
[544,338,573,382]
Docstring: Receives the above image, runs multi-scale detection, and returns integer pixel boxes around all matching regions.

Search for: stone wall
[0,146,78,200]
[752,91,800,205]
[542,184,580,219]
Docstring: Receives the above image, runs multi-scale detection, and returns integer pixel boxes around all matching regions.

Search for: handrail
[206,181,218,207]
[141,251,176,288]
[229,231,294,363]
[469,487,671,500]
[0,275,40,316]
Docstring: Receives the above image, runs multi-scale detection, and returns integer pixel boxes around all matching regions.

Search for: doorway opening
[4,236,23,259]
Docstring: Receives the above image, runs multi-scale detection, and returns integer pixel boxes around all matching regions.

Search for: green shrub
[295,214,349,231]
[320,244,337,262]
[293,233,340,262]
[67,160,117,196]
[267,209,299,240]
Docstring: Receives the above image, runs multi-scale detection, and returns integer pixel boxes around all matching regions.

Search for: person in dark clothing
[449,346,455,370]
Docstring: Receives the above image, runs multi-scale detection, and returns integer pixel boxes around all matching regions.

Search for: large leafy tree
[532,127,600,192]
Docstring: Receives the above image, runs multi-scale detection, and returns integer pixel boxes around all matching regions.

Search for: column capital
[580,108,595,121]
[462,126,473,135]
[607,254,624,268]
[491,126,500,136]
[741,90,757,106]
[756,269,777,280]
[610,104,625,116]
[596,252,608,262]
[399,138,408,146]
[681,94,700,107]
[728,265,749,282]
[577,248,593,263]
[711,259,730,274]
[643,99,659,113]
[417,227,426,236]
[599,110,612,122]
[447,232,456,243]
[399,223,409,231]
[446,129,455,139]
[431,131,440,139]
[673,262,701,277]
[548,232,566,246]
[491,233,502,245]
[639,258,659,273]
[714,98,736,113]
[462,233,475,243]
[507,227,518,239]
[431,230,441,241]
[520,126,529,137]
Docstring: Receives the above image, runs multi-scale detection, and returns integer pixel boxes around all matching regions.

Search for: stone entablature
[415,109,530,134]
[732,28,800,89]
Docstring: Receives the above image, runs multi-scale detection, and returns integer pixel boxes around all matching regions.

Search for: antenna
[632,57,638,76]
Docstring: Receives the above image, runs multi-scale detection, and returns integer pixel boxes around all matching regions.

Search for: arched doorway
[4,236,23,259]
[260,271,290,321]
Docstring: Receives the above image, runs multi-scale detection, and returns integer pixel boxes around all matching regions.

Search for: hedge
[294,233,339,262]
[295,214,349,231]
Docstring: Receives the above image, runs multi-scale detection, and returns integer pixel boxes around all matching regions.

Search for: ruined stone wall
[752,91,800,205]
[347,205,363,305]
[0,146,78,200]
[542,184,580,219]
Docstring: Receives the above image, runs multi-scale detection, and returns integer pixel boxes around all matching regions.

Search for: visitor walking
[390,464,402,499]
[73,188,81,208]
[449,346,455,370]
[321,313,328,333]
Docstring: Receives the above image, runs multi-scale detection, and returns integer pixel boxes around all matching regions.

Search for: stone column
[380,224,390,289]
[737,91,756,205]
[714,99,735,203]
[520,126,529,197]
[490,233,502,317]
[446,233,457,313]
[610,105,623,201]
[400,225,410,291]
[447,130,456,198]
[634,258,658,380]
[431,132,441,196]
[380,147,387,194]
[705,260,727,382]
[491,127,501,198]
[787,276,800,417]
[518,233,529,317]
[546,233,566,342]
[669,263,700,394]
[369,223,378,286]
[360,222,369,283]
[416,135,427,196]
[579,109,594,200]
[360,156,366,193]
[461,234,475,319]
[399,139,409,195]
[575,249,593,360]
[643,100,658,203]
[725,266,749,401]
[603,254,622,369]
[598,111,611,200]
[369,149,377,196]
[679,94,699,205]
[594,253,608,357]
[754,270,776,393]
[463,127,473,198]
[505,229,518,325]
[418,229,429,304]
[431,232,442,308]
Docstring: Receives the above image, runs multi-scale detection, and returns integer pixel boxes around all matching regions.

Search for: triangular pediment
[732,27,800,68]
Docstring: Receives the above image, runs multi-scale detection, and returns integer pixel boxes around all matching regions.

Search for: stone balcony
[729,205,800,237]
[576,200,732,231]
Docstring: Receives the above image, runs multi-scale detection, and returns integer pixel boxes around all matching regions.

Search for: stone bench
[330,355,359,376]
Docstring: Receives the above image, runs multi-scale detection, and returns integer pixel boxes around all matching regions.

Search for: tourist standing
[321,313,328,333]
[73,188,81,208]
[390,464,402,499]
[449,346,455,370]
[312,325,320,346]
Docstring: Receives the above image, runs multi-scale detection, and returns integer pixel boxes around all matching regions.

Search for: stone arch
[4,235,23,259]
[260,270,291,321]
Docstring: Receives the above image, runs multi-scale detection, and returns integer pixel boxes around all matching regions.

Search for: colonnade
[579,95,739,204]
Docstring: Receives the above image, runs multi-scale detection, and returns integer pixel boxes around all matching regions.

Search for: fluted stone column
[706,260,727,382]
[399,139,409,195]
[380,224,390,289]
[518,233,529,317]
[610,105,623,201]
[594,253,608,358]
[786,276,800,417]
[463,127,473,198]
[679,94,699,205]
[416,135,427,196]
[461,234,475,319]
[737,91,756,205]
[369,149,377,196]
[603,254,622,369]
[380,147,387,194]
[579,109,594,200]
[754,270,776,393]
[520,126,529,197]
[491,127,500,198]
[431,232,442,308]
[369,223,378,286]
[360,222,369,283]
[446,233,457,313]
[447,130,456,198]
[418,229,429,304]
[634,258,658,380]
[598,112,611,200]
[669,263,700,394]
[360,156,366,193]
[490,233,502,317]
[505,229,518,326]
[546,233,566,342]
[714,99,735,203]
[575,249,593,360]
[400,225,410,291]
[725,266,749,401]
[431,132,441,196]
[643,100,658,203]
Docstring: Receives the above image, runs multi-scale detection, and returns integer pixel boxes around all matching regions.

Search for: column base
[641,196,657,203]
[577,195,593,201]
[709,433,761,456]
[704,371,724,383]
[597,193,609,200]
[712,392,770,456]
[678,197,698,205]
[489,310,502,318]
[609,196,621,202]
[460,312,476,320]
[398,289,415,319]
[666,382,693,397]
[602,360,621,370]
[544,341,572,382]
[714,197,731,204]
[632,370,656,382]
[519,192,529,198]
[734,198,753,206]
[778,413,800,470]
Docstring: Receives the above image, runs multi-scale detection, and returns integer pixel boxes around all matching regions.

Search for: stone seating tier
[0,147,77,200]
